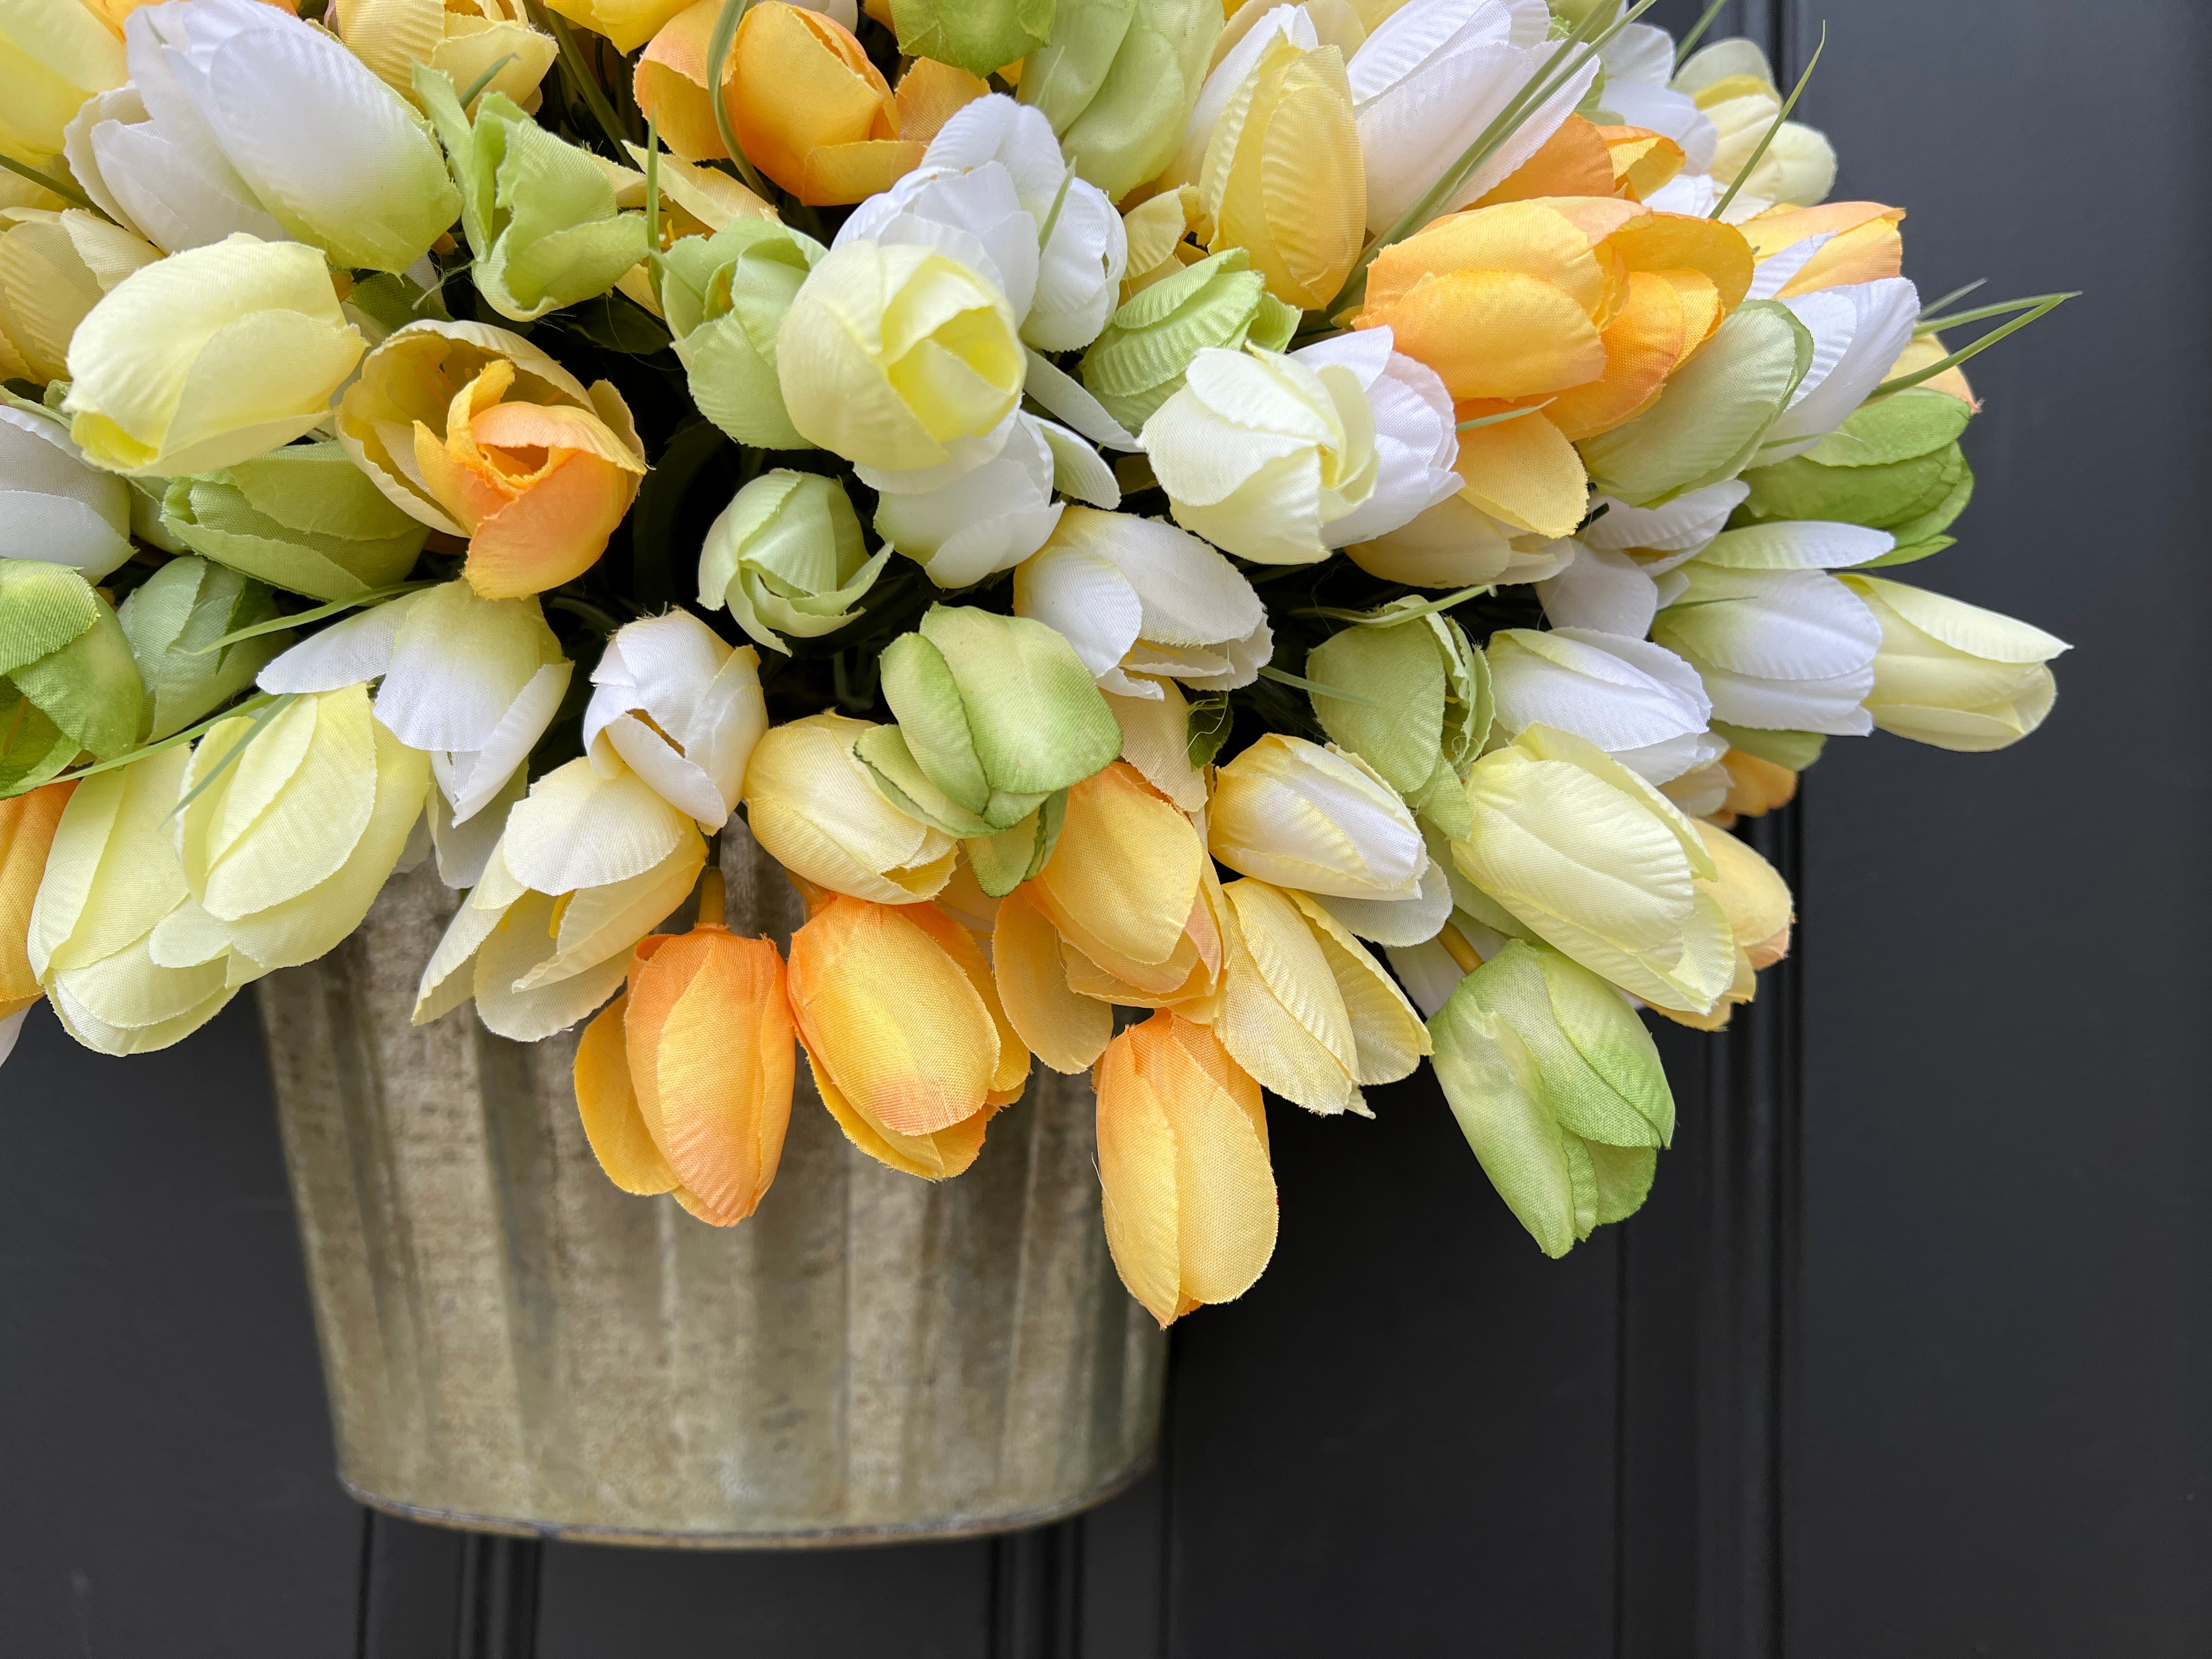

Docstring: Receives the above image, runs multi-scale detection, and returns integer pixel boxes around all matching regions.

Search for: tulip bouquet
[0,0,2072,1322]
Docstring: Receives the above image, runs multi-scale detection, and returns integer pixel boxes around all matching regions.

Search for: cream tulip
[0,0,125,168]
[335,0,556,116]
[1209,733,1427,902]
[0,206,159,385]
[583,612,768,832]
[873,414,1068,588]
[741,712,958,906]
[1839,576,2068,753]
[1486,628,1721,785]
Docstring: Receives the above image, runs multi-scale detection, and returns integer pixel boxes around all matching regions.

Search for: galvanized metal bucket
[255,832,1165,1547]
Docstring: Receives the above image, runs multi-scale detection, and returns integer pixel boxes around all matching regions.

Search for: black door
[5,2,2207,1654]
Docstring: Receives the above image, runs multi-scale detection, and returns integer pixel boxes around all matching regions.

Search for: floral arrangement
[0,0,2071,1324]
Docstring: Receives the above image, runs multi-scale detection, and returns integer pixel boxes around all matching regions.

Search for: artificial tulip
[661,218,825,449]
[1018,0,1223,201]
[1486,627,1720,785]
[116,557,286,739]
[0,559,143,794]
[1740,201,1905,300]
[0,0,123,166]
[583,611,768,831]
[157,441,429,603]
[335,0,556,115]
[698,470,887,652]
[874,414,1070,588]
[543,0,693,52]
[1,781,74,1056]
[1839,576,2068,753]
[885,0,1051,77]
[1735,388,1975,561]
[64,0,459,269]
[1674,37,1835,207]
[728,3,920,206]
[336,320,646,599]
[1594,22,1716,176]
[259,580,571,823]
[1758,279,1920,461]
[786,893,1028,1180]
[1093,1012,1276,1327]
[1080,247,1295,435]
[1208,733,1429,903]
[0,393,133,580]
[63,234,364,477]
[0,208,158,385]
[573,872,796,1224]
[741,713,958,906]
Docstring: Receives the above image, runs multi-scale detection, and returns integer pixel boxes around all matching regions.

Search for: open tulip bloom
[0,0,2077,1316]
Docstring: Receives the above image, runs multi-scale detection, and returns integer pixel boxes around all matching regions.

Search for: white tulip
[64,0,460,273]
[1346,0,1593,236]
[1653,557,1883,737]
[1013,506,1271,698]
[1597,23,1716,174]
[259,580,572,826]
[1346,493,1575,588]
[582,611,767,831]
[1487,627,1720,783]
[0,397,133,580]
[1290,328,1461,544]
[1578,480,1749,569]
[873,413,1068,588]
[1758,279,1921,461]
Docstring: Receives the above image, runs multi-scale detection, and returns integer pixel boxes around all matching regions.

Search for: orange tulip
[726,2,924,206]
[1717,749,1797,825]
[1,781,74,1020]
[1094,1012,1277,1327]
[572,872,796,1225]
[786,893,1028,1180]
[1740,201,1904,298]
[1356,197,1753,537]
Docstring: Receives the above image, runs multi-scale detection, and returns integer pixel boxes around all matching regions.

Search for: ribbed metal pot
[255,828,1165,1547]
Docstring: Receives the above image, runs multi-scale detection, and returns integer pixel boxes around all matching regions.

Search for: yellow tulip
[543,0,693,52]
[1,781,72,1023]
[1739,201,1904,298]
[1356,198,1753,537]
[0,206,157,386]
[63,234,364,477]
[1207,732,1426,901]
[1450,723,1736,1016]
[1197,32,1365,311]
[1215,877,1429,1118]
[336,320,645,600]
[775,239,1024,474]
[728,2,922,205]
[741,713,958,906]
[1094,1011,1276,1327]
[1654,818,1792,1032]
[1839,575,2068,753]
[786,893,1028,1180]
[572,874,795,1224]
[335,0,557,115]
[0,0,124,168]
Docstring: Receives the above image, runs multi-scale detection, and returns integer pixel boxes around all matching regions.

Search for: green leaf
[891,0,1056,78]
[916,606,1125,797]
[880,629,992,814]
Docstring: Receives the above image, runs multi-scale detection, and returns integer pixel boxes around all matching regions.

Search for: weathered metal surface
[255,831,1164,1547]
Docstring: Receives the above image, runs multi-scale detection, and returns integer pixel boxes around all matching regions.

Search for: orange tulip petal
[574,994,682,1195]
[462,450,639,599]
[798,139,927,206]
[1599,210,1754,313]
[635,1,728,162]
[648,930,795,1222]
[1378,269,1607,402]
[1,781,72,1007]
[1594,125,1687,201]
[1032,763,1210,977]
[1544,269,1688,442]
[808,1047,987,1180]
[729,2,898,198]
[993,885,1112,1075]
[902,902,1030,1105]
[893,58,988,146]
[1452,413,1587,538]
[1476,116,1620,206]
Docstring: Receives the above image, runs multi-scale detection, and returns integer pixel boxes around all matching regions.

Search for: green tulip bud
[894,0,1057,76]
[661,219,827,450]
[415,69,649,323]
[697,469,887,653]
[0,558,145,793]
[1080,248,1300,435]
[117,558,291,741]
[157,441,429,603]
[1734,388,1975,561]
[855,604,1123,837]
[1019,0,1224,200]
[1429,938,1673,1259]
[1304,597,1492,842]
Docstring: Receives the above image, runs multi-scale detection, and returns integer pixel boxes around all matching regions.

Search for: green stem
[1917,278,1987,319]
[528,1,630,154]
[1456,402,1550,432]
[1673,0,1730,69]
[707,0,772,200]
[456,52,519,111]
[1259,665,1390,709]
[7,692,282,799]
[1869,293,2077,399]
[1711,23,1826,221]
[1913,291,2074,336]
[0,152,100,215]
[166,694,296,824]
[188,582,436,656]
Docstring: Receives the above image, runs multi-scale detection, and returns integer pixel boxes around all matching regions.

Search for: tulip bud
[856,605,1125,837]
[117,557,287,740]
[1195,31,1364,311]
[0,0,124,168]
[1675,38,1835,207]
[776,239,1025,474]
[416,70,647,321]
[1019,0,1223,201]
[635,3,882,171]
[416,754,709,1039]
[1094,1011,1276,1327]
[1486,627,1720,785]
[698,470,887,652]
[0,207,159,385]
[572,884,796,1224]
[2,781,74,1046]
[1216,877,1430,1118]
[1449,722,1736,1015]
[0,393,133,580]
[26,748,238,1053]
[0,559,143,793]
[1695,819,1791,973]
[661,218,825,449]
[1305,597,1490,838]
[1837,575,2068,753]
[259,580,571,825]
[336,320,646,599]
[742,712,958,905]
[64,235,365,477]
[543,0,697,53]
[1735,388,1975,559]
[584,611,768,831]
[1429,938,1674,1258]
[157,440,429,602]
[1080,247,1296,435]
[1344,494,1571,590]
[1013,506,1269,699]
[877,414,1086,588]
[787,892,1029,1180]
[170,685,430,977]
[729,3,921,206]
[335,0,557,116]
[1209,733,1427,902]
[64,0,459,272]
[1756,279,1920,462]
[888,0,1051,76]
